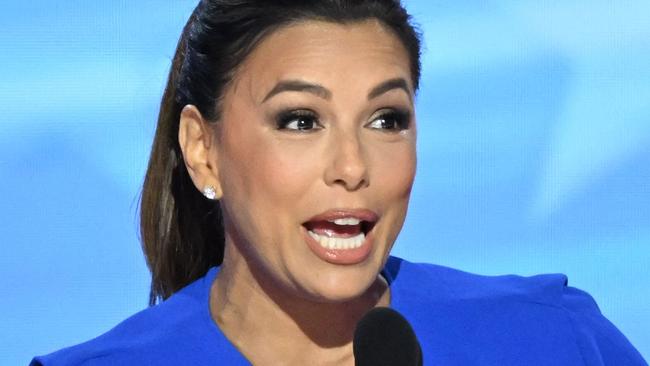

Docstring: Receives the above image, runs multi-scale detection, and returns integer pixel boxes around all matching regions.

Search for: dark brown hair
[140,0,422,305]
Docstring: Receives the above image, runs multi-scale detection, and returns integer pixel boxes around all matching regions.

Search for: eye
[275,110,323,132]
[366,109,411,132]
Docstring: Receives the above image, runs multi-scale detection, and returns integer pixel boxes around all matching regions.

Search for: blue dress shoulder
[31,256,647,365]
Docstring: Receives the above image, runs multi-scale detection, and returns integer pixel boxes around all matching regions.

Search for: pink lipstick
[302,209,378,265]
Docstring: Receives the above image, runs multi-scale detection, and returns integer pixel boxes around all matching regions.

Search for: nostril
[331,176,369,192]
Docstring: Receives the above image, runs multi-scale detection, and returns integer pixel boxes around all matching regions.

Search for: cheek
[220,131,317,211]
[263,144,319,201]
[216,128,316,263]
[369,141,416,198]
[369,142,416,251]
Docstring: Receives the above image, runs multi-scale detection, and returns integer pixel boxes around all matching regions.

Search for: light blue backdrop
[1,1,648,364]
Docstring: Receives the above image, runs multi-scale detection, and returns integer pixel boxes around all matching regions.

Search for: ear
[178,105,223,199]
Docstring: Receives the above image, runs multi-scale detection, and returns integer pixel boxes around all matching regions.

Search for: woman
[32,0,647,365]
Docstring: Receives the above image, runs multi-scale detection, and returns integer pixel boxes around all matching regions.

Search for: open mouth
[302,213,377,251]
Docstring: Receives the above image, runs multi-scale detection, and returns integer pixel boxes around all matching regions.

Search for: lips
[303,209,377,238]
[302,209,378,264]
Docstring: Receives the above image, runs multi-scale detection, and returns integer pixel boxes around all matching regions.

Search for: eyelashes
[275,109,322,131]
[367,109,411,131]
[274,108,412,132]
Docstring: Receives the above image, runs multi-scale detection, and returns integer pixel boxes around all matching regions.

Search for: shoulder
[561,285,648,365]
[385,256,647,365]
[384,256,569,305]
[31,268,228,366]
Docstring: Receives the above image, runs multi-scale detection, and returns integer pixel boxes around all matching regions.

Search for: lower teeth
[308,231,365,250]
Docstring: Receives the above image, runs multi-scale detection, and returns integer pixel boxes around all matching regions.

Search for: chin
[297,266,381,304]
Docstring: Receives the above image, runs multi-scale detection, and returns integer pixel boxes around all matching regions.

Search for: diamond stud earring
[202,185,217,200]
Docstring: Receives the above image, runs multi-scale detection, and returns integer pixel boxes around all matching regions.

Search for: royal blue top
[31,257,647,365]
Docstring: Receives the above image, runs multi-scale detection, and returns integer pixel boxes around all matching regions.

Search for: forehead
[230,19,413,100]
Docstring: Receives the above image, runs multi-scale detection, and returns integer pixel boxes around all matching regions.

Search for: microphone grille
[353,307,422,366]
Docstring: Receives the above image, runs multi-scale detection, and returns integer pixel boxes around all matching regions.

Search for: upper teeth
[331,217,361,225]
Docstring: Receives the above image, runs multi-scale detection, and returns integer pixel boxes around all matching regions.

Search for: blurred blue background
[1,1,648,364]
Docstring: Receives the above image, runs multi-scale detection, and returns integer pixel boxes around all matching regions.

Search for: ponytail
[140,12,224,306]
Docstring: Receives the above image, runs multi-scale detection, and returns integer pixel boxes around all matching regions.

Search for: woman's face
[214,20,416,302]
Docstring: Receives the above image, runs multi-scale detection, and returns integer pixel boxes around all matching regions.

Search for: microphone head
[353,307,422,366]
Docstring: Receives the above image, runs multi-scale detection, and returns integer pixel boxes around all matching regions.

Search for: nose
[324,131,369,191]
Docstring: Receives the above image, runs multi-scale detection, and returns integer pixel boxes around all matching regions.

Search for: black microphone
[353,307,423,366]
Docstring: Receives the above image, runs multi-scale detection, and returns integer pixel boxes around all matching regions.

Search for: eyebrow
[367,78,412,102]
[262,80,332,103]
[261,77,412,103]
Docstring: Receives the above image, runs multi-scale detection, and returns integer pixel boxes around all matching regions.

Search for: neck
[210,238,390,365]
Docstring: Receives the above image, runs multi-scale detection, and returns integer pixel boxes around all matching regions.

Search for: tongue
[304,220,362,238]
